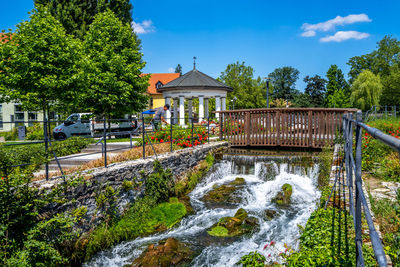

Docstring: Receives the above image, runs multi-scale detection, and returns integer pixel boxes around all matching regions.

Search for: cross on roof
[193,56,196,70]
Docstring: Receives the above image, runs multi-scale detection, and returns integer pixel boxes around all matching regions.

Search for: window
[14,104,24,127]
[0,104,3,129]
[156,81,163,89]
[28,112,37,126]
[149,97,153,109]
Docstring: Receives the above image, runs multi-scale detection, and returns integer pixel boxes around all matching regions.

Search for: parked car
[53,113,137,140]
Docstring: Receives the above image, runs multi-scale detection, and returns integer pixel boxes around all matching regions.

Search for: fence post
[170,120,173,152]
[347,113,354,218]
[142,115,145,159]
[44,118,49,181]
[219,112,223,141]
[355,111,363,265]
[207,116,210,144]
[103,117,107,168]
[191,119,194,147]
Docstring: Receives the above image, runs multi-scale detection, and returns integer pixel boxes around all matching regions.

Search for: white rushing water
[85,156,321,267]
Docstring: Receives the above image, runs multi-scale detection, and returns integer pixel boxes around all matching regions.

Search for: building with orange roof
[143,73,180,109]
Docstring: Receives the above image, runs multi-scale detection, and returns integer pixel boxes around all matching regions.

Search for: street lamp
[230,96,237,110]
[264,78,271,108]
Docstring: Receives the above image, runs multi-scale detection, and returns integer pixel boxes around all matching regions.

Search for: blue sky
[1,0,400,90]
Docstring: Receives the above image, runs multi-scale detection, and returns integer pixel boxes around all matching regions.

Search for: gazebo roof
[158,68,233,92]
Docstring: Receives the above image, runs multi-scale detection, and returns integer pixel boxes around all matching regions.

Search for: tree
[81,9,148,118]
[303,75,327,107]
[268,66,300,101]
[219,62,266,109]
[350,70,383,111]
[0,8,82,117]
[35,0,133,39]
[347,35,400,83]
[380,65,400,106]
[325,65,350,107]
[175,64,182,75]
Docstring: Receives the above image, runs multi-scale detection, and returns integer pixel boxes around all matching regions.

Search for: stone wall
[32,142,228,227]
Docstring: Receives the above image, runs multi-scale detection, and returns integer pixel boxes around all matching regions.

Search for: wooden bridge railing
[217,108,357,148]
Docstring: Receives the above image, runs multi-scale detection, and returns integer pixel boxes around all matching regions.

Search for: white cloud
[301,30,316,37]
[320,31,370,42]
[301,14,371,37]
[168,67,175,73]
[131,20,155,34]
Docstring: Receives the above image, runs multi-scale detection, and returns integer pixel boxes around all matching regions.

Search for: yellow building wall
[151,95,165,109]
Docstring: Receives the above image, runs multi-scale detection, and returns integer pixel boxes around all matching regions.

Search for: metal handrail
[342,111,388,266]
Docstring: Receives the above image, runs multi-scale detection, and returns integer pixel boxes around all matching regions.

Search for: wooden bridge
[217,108,357,148]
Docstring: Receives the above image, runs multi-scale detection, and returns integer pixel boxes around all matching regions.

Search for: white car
[53,113,137,140]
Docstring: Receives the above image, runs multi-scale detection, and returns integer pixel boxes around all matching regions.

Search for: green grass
[83,197,187,261]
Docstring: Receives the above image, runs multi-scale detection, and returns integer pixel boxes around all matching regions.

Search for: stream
[85,153,321,266]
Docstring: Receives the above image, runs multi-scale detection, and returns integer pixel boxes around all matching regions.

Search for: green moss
[84,197,187,261]
[230,177,246,186]
[207,226,229,237]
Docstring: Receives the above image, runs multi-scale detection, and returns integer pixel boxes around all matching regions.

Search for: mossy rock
[179,196,194,215]
[264,209,278,221]
[272,183,293,207]
[132,238,194,267]
[202,184,241,205]
[230,177,246,186]
[207,208,258,237]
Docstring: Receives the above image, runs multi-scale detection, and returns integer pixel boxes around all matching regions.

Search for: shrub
[238,251,266,267]
[145,161,175,203]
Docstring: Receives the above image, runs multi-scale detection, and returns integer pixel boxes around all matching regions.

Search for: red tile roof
[142,73,180,95]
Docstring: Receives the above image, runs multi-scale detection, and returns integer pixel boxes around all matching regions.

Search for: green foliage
[81,9,148,118]
[84,197,186,261]
[175,64,183,75]
[96,185,118,221]
[122,179,134,191]
[0,7,82,114]
[325,64,350,108]
[268,66,300,101]
[351,69,383,111]
[145,161,175,203]
[303,75,327,107]
[238,251,267,267]
[347,35,400,84]
[381,65,400,106]
[219,61,267,109]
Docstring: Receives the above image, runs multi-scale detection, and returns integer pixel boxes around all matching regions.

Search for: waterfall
[85,154,321,267]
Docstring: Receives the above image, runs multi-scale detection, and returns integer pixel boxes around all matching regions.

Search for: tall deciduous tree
[219,62,266,109]
[81,9,148,118]
[0,8,82,117]
[350,70,383,111]
[303,75,327,107]
[268,66,300,101]
[325,65,350,107]
[35,0,133,39]
[347,35,400,84]
[380,66,400,106]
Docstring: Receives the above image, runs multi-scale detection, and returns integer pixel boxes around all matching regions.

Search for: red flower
[160,139,164,143]
[270,241,275,246]
[151,136,154,140]
[263,244,268,250]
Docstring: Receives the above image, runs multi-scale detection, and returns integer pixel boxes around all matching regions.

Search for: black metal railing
[0,115,219,182]
[326,110,390,266]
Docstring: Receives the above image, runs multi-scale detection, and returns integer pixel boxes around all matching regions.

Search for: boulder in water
[264,209,278,221]
[272,183,293,207]
[207,208,259,237]
[132,237,194,267]
[201,180,244,207]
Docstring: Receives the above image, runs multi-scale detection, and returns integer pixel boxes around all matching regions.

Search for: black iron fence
[0,115,219,181]
[365,105,399,121]
[326,110,390,266]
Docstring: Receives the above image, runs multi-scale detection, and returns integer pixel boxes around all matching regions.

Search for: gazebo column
[204,98,209,120]
[188,98,193,124]
[221,97,226,111]
[173,98,178,124]
[215,96,221,112]
[179,96,185,126]
[165,97,171,124]
[198,96,204,122]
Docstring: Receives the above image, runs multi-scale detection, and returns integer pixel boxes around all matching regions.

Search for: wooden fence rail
[217,108,357,148]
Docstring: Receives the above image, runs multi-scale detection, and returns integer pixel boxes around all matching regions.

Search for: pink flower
[263,244,268,250]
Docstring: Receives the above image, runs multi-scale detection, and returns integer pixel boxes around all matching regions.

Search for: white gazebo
[158,65,233,126]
